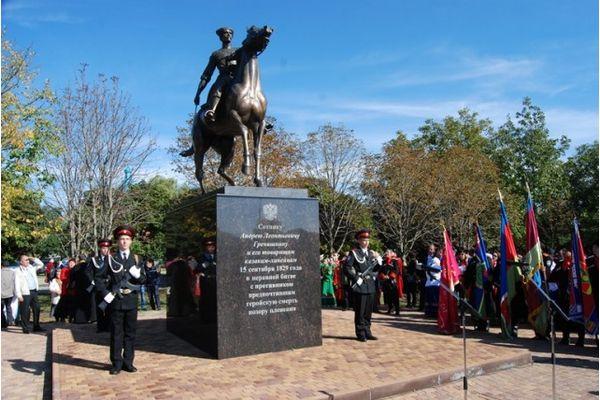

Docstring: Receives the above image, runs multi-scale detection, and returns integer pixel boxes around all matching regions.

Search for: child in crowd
[49,275,62,320]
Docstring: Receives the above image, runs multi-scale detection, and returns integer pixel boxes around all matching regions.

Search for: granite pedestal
[167,186,322,359]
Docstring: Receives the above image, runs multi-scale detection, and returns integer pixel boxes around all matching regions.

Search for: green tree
[120,176,181,260]
[565,141,599,246]
[488,97,571,246]
[412,108,492,153]
[1,37,58,257]
[365,131,503,255]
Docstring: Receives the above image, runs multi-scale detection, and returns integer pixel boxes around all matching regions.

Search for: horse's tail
[180,110,206,157]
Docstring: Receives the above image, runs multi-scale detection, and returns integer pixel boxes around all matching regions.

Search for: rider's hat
[216,27,234,36]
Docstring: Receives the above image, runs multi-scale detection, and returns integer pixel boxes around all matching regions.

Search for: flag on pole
[570,219,598,335]
[523,186,548,337]
[473,223,492,318]
[499,190,521,339]
[438,228,461,334]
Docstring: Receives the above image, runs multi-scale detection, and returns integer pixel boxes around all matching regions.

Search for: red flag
[499,193,520,339]
[438,228,460,334]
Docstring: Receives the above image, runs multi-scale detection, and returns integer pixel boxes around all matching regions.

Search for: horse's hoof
[242,165,250,175]
[254,178,263,187]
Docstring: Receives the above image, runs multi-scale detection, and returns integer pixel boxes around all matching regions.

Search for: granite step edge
[332,350,533,400]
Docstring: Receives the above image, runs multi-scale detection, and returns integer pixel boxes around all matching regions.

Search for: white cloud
[4,1,85,28]
[385,55,540,87]
[270,93,598,152]
[545,108,599,147]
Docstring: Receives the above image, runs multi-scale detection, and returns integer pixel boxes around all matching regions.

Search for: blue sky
[3,0,598,181]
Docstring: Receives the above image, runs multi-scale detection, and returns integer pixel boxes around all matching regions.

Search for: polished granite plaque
[167,187,322,359]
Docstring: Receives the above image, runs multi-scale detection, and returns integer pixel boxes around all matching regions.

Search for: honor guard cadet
[95,225,146,375]
[343,229,383,342]
[89,239,113,333]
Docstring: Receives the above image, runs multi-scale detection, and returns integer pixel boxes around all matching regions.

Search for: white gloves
[104,293,115,304]
[129,266,141,278]
[356,277,364,287]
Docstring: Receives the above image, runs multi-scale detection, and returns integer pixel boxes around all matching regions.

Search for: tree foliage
[46,66,155,256]
[488,97,571,246]
[565,142,599,245]
[1,37,58,256]
[412,108,492,153]
[365,132,502,255]
[121,176,181,260]
[300,124,369,254]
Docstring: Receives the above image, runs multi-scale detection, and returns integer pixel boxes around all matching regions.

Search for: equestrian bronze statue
[181,25,273,193]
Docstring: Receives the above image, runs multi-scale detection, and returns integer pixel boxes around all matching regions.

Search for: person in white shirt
[424,245,442,317]
[49,276,62,320]
[14,254,44,333]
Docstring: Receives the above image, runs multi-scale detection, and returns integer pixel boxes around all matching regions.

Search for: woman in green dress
[321,257,337,307]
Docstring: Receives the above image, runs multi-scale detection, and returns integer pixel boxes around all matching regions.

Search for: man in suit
[95,226,146,375]
[343,229,382,342]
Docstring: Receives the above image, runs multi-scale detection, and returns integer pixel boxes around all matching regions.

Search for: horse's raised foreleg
[252,120,265,187]
[229,110,252,175]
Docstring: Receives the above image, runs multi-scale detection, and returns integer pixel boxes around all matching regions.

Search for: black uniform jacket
[89,255,110,291]
[343,249,381,295]
[94,253,146,311]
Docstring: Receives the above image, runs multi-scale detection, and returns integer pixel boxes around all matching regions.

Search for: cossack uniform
[89,238,113,332]
[343,229,382,341]
[95,225,146,375]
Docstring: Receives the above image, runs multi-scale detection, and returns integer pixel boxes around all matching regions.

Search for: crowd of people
[164,238,217,320]
[2,224,597,376]
[1,250,163,334]
[321,238,599,345]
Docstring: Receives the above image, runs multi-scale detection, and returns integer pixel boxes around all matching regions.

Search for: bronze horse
[189,25,273,194]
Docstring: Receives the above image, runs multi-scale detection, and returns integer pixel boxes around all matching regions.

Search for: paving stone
[50,309,527,399]
[3,308,597,399]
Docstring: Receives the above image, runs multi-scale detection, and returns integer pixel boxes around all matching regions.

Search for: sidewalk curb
[332,351,532,400]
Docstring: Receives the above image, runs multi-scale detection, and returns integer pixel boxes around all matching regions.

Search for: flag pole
[438,226,470,400]
[551,301,556,400]
[525,183,558,400]
[461,286,468,400]
[530,278,562,400]
[434,277,475,399]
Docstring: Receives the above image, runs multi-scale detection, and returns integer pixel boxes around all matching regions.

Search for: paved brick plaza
[52,309,530,400]
[2,309,598,399]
